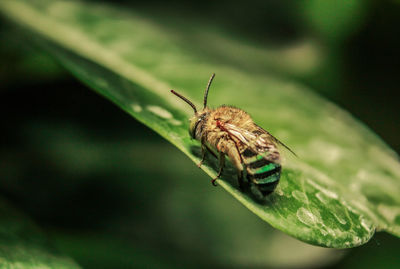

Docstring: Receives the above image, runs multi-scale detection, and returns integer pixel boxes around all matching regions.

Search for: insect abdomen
[243,149,281,196]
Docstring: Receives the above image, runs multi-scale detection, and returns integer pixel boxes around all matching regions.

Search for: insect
[171,74,295,196]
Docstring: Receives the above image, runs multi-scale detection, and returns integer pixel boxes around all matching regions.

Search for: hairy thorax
[201,106,253,152]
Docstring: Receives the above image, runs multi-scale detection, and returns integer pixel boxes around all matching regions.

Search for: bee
[171,74,295,196]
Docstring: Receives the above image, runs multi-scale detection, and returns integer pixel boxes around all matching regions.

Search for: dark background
[1,0,399,268]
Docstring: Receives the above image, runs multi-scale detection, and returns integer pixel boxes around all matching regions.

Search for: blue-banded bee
[171,74,295,196]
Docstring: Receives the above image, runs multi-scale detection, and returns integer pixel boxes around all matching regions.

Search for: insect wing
[224,123,282,196]
[254,124,297,157]
[223,123,257,146]
[223,123,280,163]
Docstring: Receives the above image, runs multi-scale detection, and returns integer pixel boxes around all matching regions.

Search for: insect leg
[205,144,217,159]
[238,170,245,191]
[197,144,206,168]
[211,152,225,186]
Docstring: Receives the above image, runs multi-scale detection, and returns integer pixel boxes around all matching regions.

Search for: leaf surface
[1,0,400,248]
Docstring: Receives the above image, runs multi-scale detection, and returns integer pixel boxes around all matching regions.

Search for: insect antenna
[203,73,215,108]
[171,90,197,113]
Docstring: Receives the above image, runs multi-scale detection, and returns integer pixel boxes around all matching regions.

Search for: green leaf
[1,0,400,248]
[0,198,81,268]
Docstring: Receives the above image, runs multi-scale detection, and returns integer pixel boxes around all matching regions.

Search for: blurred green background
[1,0,399,268]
